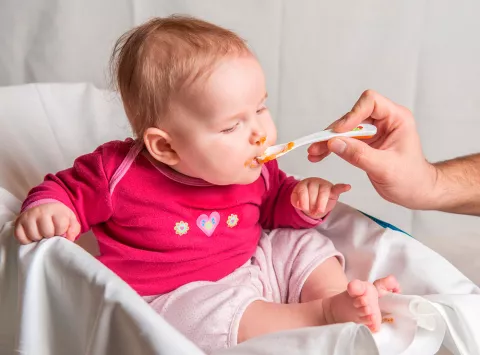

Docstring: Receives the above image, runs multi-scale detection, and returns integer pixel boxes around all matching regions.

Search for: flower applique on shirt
[174,221,189,236]
[227,214,239,228]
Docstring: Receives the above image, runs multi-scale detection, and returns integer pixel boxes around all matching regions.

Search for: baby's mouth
[250,159,261,168]
[255,142,293,164]
[244,152,265,168]
[244,145,270,168]
[244,158,260,168]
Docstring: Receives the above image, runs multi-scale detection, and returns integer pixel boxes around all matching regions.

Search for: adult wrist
[408,161,442,211]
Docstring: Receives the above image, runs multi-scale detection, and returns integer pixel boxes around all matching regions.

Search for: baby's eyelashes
[219,104,267,134]
[256,105,268,114]
[221,122,240,134]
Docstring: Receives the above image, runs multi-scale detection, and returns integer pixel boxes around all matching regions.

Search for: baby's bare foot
[374,275,401,297]
[323,280,382,332]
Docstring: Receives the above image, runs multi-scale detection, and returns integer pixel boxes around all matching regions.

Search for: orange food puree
[256,136,267,146]
[244,159,254,168]
[257,142,295,164]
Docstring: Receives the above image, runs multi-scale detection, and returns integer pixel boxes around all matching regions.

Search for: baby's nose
[255,136,267,146]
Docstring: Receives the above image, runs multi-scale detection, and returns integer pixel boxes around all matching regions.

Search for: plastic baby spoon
[256,124,377,164]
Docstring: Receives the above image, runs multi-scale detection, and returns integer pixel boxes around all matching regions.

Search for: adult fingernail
[329,139,347,154]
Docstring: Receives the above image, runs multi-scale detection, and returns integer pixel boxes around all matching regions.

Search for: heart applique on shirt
[196,212,220,237]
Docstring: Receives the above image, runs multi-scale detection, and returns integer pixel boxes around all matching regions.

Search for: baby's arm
[15,146,114,244]
[259,161,319,229]
[259,161,350,230]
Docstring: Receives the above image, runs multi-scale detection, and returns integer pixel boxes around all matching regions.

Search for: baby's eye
[256,105,267,114]
[221,122,239,134]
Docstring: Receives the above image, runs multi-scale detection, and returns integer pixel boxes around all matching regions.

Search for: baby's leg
[301,257,382,331]
[237,230,400,343]
[301,257,401,332]
[238,257,381,342]
[238,298,327,343]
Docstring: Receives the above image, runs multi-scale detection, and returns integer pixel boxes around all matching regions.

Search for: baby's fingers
[322,184,351,215]
[53,214,80,241]
[53,214,71,236]
[14,224,31,245]
[331,184,351,198]
[38,216,55,238]
[23,220,42,242]
[291,184,309,211]
[66,215,81,241]
[315,186,332,214]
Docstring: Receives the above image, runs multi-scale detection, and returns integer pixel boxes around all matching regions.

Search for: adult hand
[308,90,438,210]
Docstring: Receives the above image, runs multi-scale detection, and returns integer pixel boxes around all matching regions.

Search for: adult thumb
[327,137,384,176]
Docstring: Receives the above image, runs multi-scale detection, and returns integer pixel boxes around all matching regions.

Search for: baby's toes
[358,305,372,317]
[370,308,382,332]
[347,279,367,298]
[360,314,381,332]
[360,314,374,325]
[369,317,382,332]
[374,275,401,297]
[353,296,368,308]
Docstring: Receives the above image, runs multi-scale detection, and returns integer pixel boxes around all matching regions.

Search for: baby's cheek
[211,154,237,175]
[266,128,277,146]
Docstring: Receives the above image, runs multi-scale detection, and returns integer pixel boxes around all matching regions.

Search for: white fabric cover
[1,0,479,281]
[0,189,203,355]
[1,187,479,355]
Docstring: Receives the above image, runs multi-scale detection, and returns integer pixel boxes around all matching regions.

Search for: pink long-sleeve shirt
[22,139,322,296]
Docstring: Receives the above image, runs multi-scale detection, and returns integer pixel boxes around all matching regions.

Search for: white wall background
[0,0,479,282]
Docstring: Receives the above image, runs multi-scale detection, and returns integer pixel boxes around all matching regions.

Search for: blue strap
[360,212,411,237]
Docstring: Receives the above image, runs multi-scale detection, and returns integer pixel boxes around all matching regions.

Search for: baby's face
[168,55,276,185]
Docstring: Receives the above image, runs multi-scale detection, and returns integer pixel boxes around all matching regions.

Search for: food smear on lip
[256,141,295,164]
[244,158,260,168]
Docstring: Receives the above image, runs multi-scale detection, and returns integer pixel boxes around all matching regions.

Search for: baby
[14,16,400,353]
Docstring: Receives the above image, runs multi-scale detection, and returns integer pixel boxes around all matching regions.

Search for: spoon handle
[257,124,377,163]
[293,124,377,148]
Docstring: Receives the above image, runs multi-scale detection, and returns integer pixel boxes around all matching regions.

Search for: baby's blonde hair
[110,15,251,138]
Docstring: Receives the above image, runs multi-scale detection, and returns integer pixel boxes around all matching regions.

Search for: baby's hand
[14,203,80,245]
[291,178,351,219]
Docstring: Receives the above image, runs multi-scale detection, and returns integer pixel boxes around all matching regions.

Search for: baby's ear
[143,127,180,166]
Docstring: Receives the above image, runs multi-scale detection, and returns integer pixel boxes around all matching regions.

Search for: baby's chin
[205,167,263,186]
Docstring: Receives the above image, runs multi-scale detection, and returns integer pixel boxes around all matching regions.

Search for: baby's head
[111,16,276,185]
